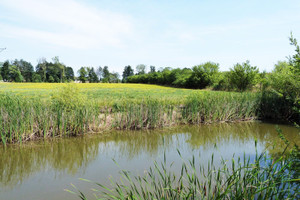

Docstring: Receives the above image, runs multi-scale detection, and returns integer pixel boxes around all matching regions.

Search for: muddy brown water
[0,121,299,200]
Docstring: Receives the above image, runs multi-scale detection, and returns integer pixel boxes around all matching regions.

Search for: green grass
[0,83,262,145]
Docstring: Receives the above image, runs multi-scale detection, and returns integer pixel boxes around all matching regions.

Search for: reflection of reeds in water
[0,137,99,188]
[70,144,299,200]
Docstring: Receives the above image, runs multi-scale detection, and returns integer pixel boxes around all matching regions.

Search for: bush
[187,62,219,89]
[229,61,259,91]
[51,83,87,111]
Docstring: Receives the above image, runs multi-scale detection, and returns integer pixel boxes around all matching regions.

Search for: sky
[0,0,300,75]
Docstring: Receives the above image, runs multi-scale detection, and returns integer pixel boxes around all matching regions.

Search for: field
[0,82,261,144]
[0,82,197,102]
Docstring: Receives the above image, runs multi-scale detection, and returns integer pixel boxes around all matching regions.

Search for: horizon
[1,0,300,75]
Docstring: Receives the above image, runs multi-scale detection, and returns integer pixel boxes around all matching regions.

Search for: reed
[1,83,292,145]
[68,141,299,200]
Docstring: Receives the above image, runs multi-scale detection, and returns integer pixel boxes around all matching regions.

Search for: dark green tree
[36,58,47,82]
[13,59,34,82]
[65,67,74,82]
[102,66,110,82]
[122,65,134,82]
[9,65,24,82]
[150,65,156,73]
[1,61,10,82]
[87,67,98,83]
[78,67,87,83]
[32,73,42,82]
[52,56,65,83]
[46,63,60,82]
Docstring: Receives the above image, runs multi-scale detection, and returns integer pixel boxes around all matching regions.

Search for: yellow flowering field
[0,82,200,103]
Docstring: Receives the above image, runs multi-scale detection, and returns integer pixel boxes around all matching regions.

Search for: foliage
[149,65,156,73]
[32,73,42,82]
[51,84,87,111]
[127,62,219,89]
[65,67,75,82]
[12,59,34,82]
[35,57,73,83]
[9,65,24,82]
[288,32,300,71]
[187,62,219,89]
[102,66,110,82]
[122,65,134,82]
[269,61,300,101]
[263,34,300,123]
[212,71,232,91]
[109,72,121,83]
[0,61,10,82]
[228,61,259,91]
[87,67,98,83]
[136,64,146,75]
[78,67,88,83]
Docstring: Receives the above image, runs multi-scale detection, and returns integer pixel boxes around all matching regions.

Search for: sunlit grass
[0,83,261,145]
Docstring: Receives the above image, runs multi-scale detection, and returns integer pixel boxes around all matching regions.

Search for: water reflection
[0,121,299,190]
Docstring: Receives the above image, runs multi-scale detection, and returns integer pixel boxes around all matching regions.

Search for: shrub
[229,61,259,91]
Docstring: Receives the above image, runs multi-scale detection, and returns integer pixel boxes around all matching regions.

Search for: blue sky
[0,0,300,75]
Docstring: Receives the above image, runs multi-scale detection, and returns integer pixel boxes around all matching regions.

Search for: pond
[0,121,299,200]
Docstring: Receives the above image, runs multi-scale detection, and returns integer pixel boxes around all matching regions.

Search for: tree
[102,66,110,82]
[78,67,87,83]
[187,62,219,89]
[96,66,103,81]
[52,56,65,83]
[87,67,98,83]
[32,73,42,82]
[288,32,300,72]
[65,67,75,82]
[150,65,156,73]
[109,72,120,83]
[13,59,34,82]
[36,58,47,82]
[9,65,24,82]
[122,65,134,82]
[136,64,146,75]
[48,75,55,83]
[229,61,259,91]
[46,63,61,82]
[1,61,10,82]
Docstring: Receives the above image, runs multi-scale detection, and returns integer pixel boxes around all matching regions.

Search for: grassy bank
[0,83,261,145]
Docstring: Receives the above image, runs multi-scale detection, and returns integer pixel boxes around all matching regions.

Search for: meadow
[0,82,261,145]
[0,82,196,102]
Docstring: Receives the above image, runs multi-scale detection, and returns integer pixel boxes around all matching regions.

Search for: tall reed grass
[0,84,263,145]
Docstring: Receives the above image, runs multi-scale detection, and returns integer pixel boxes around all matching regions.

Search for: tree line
[0,34,299,97]
[125,34,299,96]
[0,57,75,83]
[0,57,121,83]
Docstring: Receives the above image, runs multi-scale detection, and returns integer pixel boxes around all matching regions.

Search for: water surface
[0,121,299,200]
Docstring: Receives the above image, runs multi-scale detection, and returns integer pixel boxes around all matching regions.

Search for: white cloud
[0,0,134,48]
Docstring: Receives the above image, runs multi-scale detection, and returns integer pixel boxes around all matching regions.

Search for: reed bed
[0,83,262,145]
[68,142,300,200]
